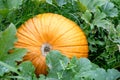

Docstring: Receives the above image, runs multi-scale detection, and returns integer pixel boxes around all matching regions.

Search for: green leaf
[39,75,46,80]
[92,9,108,29]
[46,51,120,80]
[66,57,77,70]
[56,0,67,7]
[94,9,106,20]
[0,48,27,66]
[0,61,20,75]
[0,23,17,57]
[81,10,92,25]
[101,1,118,17]
[77,0,105,12]
[76,58,92,73]
[18,61,37,80]
[74,68,120,80]
[0,0,23,17]
[106,69,120,80]
[0,23,27,76]
[6,0,23,9]
[46,50,69,78]
[46,50,69,71]
[91,68,106,80]
[74,68,104,80]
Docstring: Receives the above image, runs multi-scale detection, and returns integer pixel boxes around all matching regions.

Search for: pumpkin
[15,13,88,75]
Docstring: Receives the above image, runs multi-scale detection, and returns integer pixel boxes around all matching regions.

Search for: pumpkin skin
[15,13,88,75]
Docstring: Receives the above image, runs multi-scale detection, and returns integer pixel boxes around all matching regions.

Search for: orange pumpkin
[15,13,88,75]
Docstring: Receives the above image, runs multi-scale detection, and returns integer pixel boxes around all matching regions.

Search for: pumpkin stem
[41,43,52,56]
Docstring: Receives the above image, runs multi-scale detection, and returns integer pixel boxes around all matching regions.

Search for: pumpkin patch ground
[0,0,120,80]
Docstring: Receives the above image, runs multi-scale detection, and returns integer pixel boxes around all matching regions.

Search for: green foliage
[0,25,120,79]
[0,24,27,76]
[77,0,120,69]
[17,61,37,80]
[101,1,118,17]
[39,50,120,80]
[77,0,105,12]
[0,24,38,80]
[46,50,69,79]
[0,0,120,79]
[0,0,23,30]
[0,0,23,17]
[0,23,17,54]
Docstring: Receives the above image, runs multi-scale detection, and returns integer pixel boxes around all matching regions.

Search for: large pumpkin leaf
[74,68,120,80]
[0,23,17,56]
[45,50,120,80]
[74,68,106,80]
[106,69,120,80]
[46,50,69,79]
[0,61,37,80]
[0,23,27,76]
[0,20,48,80]
[0,48,27,66]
